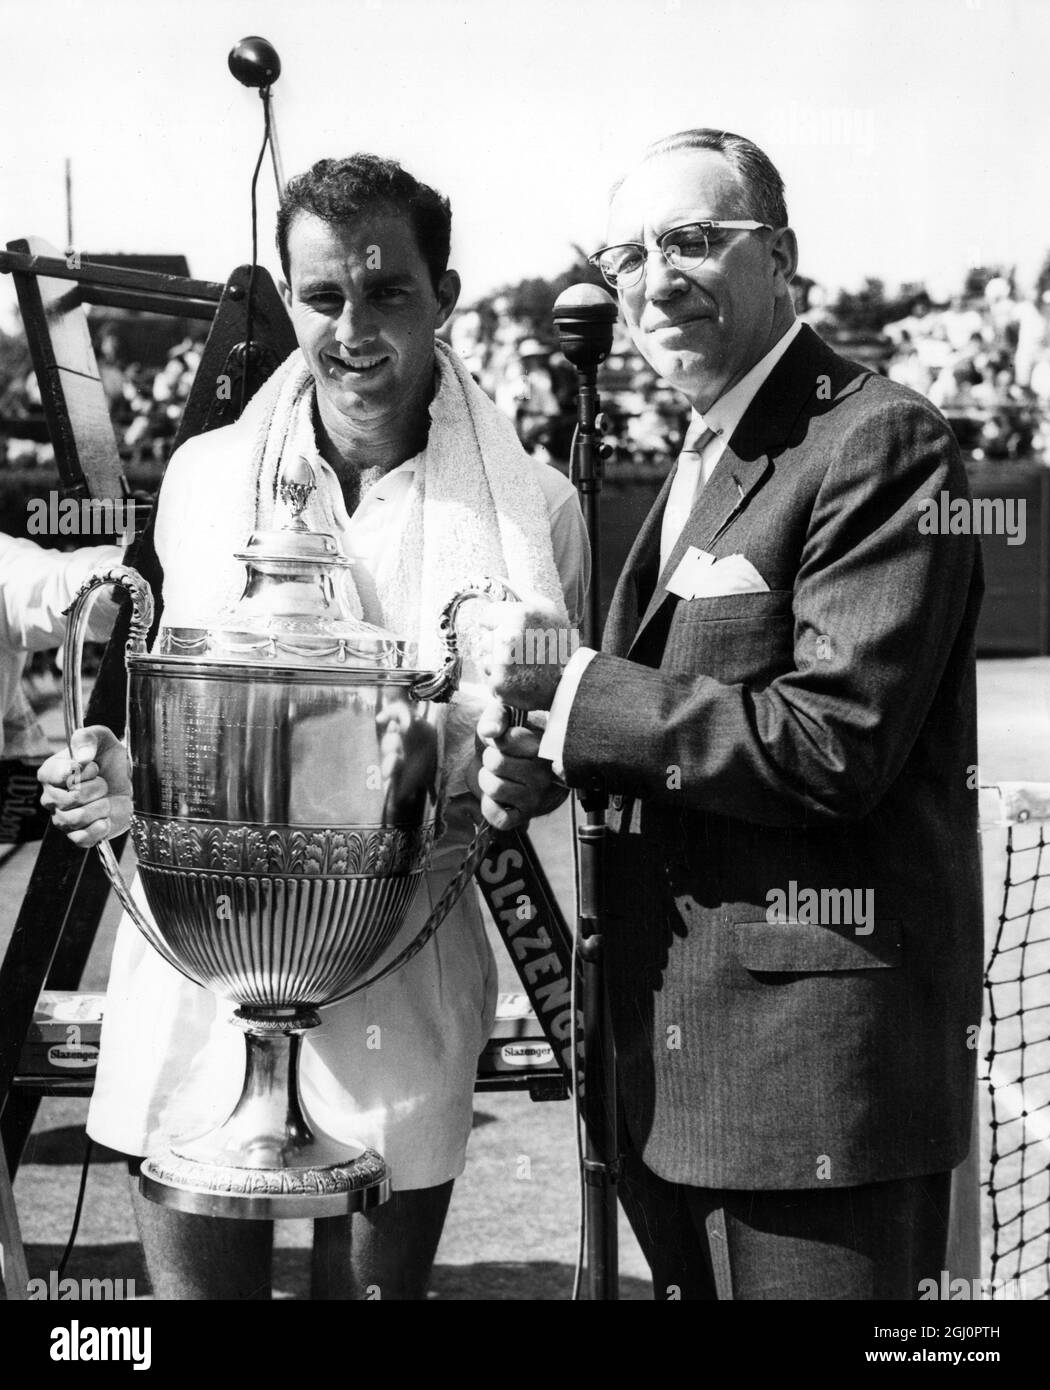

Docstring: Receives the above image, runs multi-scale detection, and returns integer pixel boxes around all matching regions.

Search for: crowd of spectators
[804,276,1050,464]
[456,273,1050,471]
[100,330,204,462]
[450,292,690,469]
[882,279,1050,463]
[2,273,1050,475]
[0,329,204,469]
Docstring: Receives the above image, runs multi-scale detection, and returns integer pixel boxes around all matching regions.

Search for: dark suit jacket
[562,324,984,1190]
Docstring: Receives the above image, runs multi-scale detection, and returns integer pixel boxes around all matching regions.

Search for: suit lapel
[629,446,772,655]
[623,324,831,661]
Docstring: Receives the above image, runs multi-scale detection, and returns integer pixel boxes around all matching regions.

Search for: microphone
[552,284,618,373]
[228,37,285,193]
[228,36,282,88]
[227,36,285,412]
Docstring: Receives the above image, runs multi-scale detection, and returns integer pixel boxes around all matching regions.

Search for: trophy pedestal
[138,1008,391,1219]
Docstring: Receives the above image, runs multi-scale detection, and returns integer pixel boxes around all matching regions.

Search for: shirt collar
[685,318,803,450]
[305,427,421,505]
[305,392,424,498]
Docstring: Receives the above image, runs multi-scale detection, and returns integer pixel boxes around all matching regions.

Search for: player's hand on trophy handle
[476,591,572,712]
[37,725,133,847]
[473,700,567,832]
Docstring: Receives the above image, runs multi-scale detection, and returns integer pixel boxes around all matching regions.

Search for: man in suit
[477,128,984,1299]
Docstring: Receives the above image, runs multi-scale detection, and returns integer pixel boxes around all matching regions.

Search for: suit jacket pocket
[730,919,903,971]
[677,588,793,622]
[665,589,794,686]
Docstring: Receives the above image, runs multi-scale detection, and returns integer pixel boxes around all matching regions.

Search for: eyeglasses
[588,220,773,290]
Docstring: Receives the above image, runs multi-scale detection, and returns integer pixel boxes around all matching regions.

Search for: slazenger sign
[475,836,581,1087]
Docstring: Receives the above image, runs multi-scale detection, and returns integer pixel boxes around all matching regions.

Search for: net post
[946,1079,983,1286]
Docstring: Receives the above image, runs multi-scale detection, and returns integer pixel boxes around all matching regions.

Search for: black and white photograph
[0,0,1046,1359]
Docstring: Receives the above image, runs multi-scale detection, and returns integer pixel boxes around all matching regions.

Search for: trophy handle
[409,576,522,702]
[62,563,154,756]
[61,567,191,978]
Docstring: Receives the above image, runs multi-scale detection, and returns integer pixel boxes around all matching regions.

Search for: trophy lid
[157,456,417,670]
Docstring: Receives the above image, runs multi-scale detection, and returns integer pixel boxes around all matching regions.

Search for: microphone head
[228,36,282,88]
[552,283,619,325]
[552,283,618,371]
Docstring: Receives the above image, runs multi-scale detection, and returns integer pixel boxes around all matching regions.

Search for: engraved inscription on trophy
[158,688,229,818]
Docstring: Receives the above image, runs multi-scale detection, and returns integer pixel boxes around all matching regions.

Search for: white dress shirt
[315,453,589,639]
[539,318,803,776]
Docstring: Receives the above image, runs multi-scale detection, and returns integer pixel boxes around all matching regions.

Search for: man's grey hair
[614,129,789,229]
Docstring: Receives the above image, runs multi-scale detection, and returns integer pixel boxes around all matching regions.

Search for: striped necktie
[660,425,718,571]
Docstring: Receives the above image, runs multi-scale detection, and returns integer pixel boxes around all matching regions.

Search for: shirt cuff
[537,647,598,778]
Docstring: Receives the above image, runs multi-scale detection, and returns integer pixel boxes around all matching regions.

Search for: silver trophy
[63,457,507,1218]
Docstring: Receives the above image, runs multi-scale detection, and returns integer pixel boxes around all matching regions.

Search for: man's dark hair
[276,154,452,290]
[621,129,789,229]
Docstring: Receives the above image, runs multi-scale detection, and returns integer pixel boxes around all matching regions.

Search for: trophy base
[139,1141,390,1220]
[138,1009,391,1218]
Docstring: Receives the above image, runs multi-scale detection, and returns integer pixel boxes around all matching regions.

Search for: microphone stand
[553,286,619,1300]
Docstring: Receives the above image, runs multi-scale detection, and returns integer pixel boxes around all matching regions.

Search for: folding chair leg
[0,1140,29,1300]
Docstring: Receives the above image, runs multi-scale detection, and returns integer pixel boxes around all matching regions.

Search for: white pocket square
[668,549,769,600]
